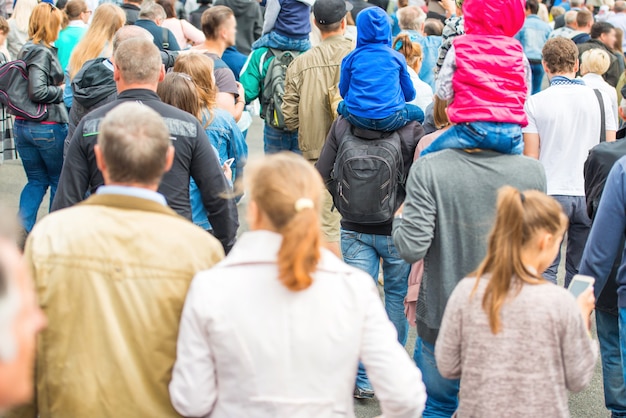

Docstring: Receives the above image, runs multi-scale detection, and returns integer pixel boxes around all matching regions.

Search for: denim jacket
[515,15,551,61]
[190,108,247,230]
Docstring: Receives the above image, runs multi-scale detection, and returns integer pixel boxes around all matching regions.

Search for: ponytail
[393,33,423,69]
[277,202,321,291]
[247,153,324,292]
[472,186,566,334]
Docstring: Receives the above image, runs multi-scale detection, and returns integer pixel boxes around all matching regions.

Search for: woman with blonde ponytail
[435,186,599,417]
[169,152,426,418]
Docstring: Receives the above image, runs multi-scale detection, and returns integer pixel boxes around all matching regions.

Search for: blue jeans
[263,123,300,154]
[420,122,523,157]
[251,31,310,52]
[414,337,460,417]
[340,229,410,390]
[544,195,591,286]
[14,120,67,232]
[597,310,626,417]
[530,62,545,95]
[337,101,424,132]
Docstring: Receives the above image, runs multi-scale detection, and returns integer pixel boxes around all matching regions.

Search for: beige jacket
[283,34,353,160]
[8,194,224,418]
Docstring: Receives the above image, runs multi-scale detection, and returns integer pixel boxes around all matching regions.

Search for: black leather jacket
[18,41,69,124]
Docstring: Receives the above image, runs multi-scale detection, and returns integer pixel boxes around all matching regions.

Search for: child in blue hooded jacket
[337,7,423,132]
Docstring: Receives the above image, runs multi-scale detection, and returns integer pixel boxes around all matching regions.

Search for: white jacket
[169,230,426,418]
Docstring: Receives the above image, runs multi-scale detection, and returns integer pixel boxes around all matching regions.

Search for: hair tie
[394,40,403,51]
[295,198,314,212]
[520,192,526,204]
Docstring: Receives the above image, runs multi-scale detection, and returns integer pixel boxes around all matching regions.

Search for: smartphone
[567,274,595,298]
[224,158,235,168]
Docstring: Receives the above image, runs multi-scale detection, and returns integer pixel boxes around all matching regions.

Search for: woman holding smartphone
[435,187,598,417]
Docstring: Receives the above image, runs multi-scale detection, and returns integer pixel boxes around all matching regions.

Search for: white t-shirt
[582,73,619,126]
[407,66,433,112]
[523,84,616,196]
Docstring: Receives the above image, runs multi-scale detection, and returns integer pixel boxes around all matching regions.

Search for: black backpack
[0,60,47,121]
[330,127,404,224]
[261,48,298,130]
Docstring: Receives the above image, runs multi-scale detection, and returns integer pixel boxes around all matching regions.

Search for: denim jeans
[420,122,523,157]
[340,229,410,390]
[596,310,626,417]
[263,123,300,154]
[14,120,67,232]
[544,195,591,286]
[251,31,310,52]
[414,336,460,417]
[337,101,425,133]
[530,62,545,95]
[620,309,626,404]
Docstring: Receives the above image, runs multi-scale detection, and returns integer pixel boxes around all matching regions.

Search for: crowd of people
[1,0,626,416]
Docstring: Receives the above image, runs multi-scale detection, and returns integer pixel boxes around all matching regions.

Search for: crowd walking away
[4,0,626,416]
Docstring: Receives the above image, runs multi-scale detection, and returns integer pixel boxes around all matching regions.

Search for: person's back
[16,103,225,417]
[170,153,426,418]
[214,0,262,55]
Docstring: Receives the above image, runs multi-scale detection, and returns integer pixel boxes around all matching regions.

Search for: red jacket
[447,0,528,126]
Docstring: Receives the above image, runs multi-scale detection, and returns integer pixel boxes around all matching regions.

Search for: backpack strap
[593,89,606,143]
[162,27,170,50]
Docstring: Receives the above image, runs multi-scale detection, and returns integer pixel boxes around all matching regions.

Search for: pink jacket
[448,0,528,126]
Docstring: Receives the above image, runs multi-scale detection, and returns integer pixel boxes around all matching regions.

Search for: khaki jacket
[283,35,353,160]
[8,194,224,418]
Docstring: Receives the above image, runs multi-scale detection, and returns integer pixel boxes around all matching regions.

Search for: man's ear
[94,144,106,173]
[112,60,121,83]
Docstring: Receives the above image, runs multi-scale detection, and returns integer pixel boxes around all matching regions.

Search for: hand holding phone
[223,158,235,168]
[568,275,595,331]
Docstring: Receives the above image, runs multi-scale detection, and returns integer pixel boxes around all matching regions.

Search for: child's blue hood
[356,7,391,48]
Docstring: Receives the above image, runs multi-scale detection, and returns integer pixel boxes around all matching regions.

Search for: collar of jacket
[117,89,161,101]
[219,230,357,275]
[78,194,180,218]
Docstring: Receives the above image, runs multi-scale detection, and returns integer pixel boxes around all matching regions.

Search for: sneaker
[353,386,375,399]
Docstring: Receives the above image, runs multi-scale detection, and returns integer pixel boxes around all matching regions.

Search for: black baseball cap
[314,0,353,25]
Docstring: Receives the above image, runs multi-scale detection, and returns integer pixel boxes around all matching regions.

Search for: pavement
[0,116,610,417]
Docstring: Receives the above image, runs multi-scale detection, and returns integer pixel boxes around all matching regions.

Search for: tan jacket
[283,34,353,160]
[8,194,224,418]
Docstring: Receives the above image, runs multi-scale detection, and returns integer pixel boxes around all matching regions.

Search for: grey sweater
[435,278,598,417]
[392,149,546,344]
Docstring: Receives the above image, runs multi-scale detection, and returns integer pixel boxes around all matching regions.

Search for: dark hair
[525,0,539,15]
[424,18,443,36]
[369,0,389,11]
[64,0,87,20]
[591,21,615,40]
[156,0,176,19]
[542,37,578,73]
[315,20,342,33]
[201,5,233,40]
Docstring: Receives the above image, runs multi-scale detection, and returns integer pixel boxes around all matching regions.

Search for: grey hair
[398,5,426,31]
[139,1,166,21]
[113,25,154,53]
[113,37,163,85]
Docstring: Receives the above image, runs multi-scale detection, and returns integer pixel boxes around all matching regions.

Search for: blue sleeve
[579,160,626,299]
[339,55,351,98]
[228,119,248,184]
[168,30,181,51]
[399,59,416,102]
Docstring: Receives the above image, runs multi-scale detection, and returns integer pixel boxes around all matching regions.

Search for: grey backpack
[331,128,404,224]
[261,48,298,130]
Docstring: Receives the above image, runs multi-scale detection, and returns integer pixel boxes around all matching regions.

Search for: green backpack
[261,48,298,130]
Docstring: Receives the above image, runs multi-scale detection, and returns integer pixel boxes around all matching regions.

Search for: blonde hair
[29,3,64,47]
[472,187,567,334]
[246,153,323,292]
[173,53,217,126]
[10,0,38,34]
[580,48,611,76]
[68,4,126,80]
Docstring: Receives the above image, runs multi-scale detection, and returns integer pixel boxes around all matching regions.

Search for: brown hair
[29,3,64,46]
[576,9,593,29]
[64,0,87,21]
[157,72,202,121]
[113,37,163,85]
[542,37,578,74]
[433,96,449,129]
[98,102,171,185]
[156,0,176,19]
[246,152,323,292]
[68,4,126,79]
[173,53,217,125]
[0,16,9,35]
[392,32,423,70]
[615,28,624,54]
[472,187,567,334]
[201,5,233,40]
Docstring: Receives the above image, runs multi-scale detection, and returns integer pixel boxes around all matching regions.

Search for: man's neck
[548,72,577,80]
[320,30,345,41]
[106,182,159,192]
[196,40,224,56]
[117,84,158,94]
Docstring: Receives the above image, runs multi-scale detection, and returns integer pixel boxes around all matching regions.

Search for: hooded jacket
[448,0,527,126]
[214,0,262,55]
[339,7,415,119]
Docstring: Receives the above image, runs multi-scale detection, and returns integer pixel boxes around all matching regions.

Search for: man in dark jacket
[52,37,238,253]
[214,0,263,55]
[121,0,142,24]
[578,21,621,87]
[134,2,180,51]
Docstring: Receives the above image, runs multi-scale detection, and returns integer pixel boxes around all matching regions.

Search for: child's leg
[372,104,425,132]
[420,122,523,157]
[337,101,381,131]
[252,32,311,52]
[420,125,474,157]
[251,33,271,50]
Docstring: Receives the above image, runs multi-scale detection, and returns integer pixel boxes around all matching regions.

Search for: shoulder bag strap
[593,88,606,143]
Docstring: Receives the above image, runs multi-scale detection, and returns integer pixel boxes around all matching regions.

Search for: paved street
[0,115,609,417]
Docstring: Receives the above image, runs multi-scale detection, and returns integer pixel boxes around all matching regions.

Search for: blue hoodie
[339,7,416,119]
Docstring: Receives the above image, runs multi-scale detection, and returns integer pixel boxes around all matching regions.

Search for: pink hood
[463,0,525,37]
